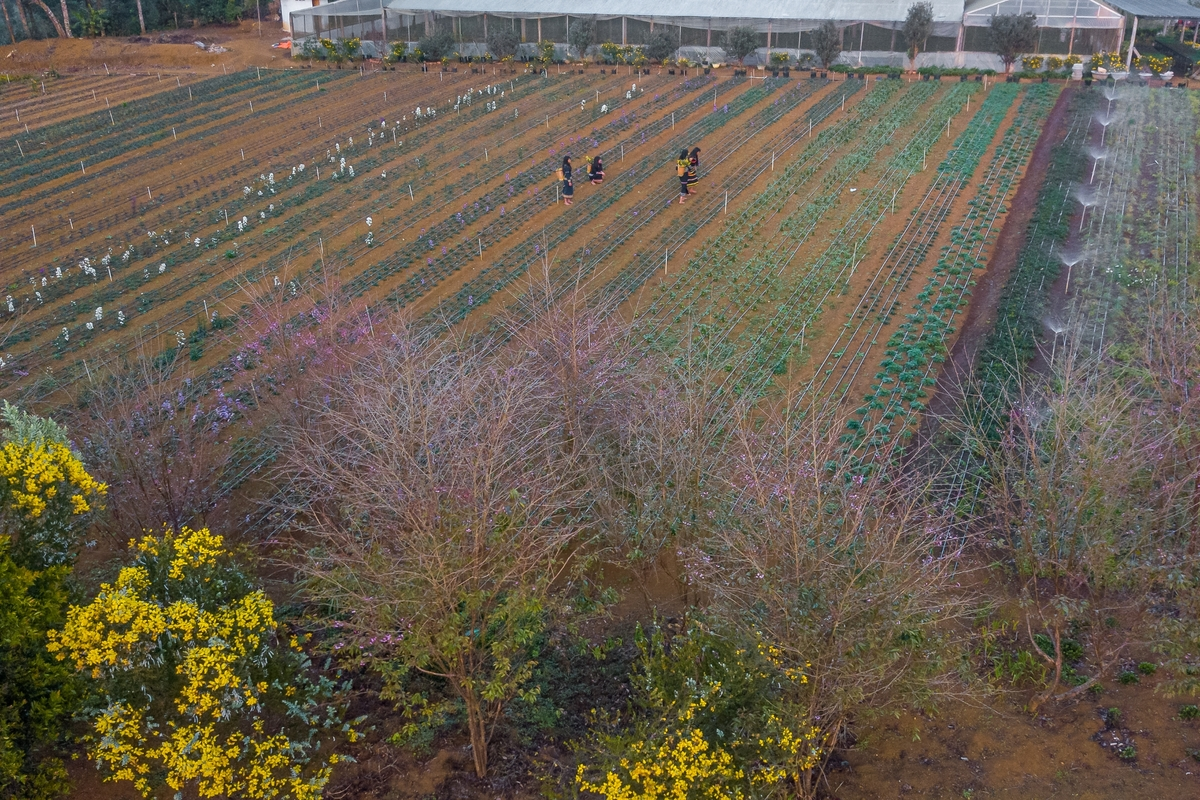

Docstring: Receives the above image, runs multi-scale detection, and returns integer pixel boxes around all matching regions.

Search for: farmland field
[8,51,1200,800]
[0,66,1047,433]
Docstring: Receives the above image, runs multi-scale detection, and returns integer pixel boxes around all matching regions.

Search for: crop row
[638,79,905,348]
[411,78,796,328]
[803,84,1024,416]
[5,68,591,268]
[848,83,1060,465]
[6,74,725,393]
[508,76,859,331]
[7,71,636,333]
[720,82,979,402]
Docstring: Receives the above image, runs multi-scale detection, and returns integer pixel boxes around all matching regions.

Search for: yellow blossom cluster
[756,640,810,684]
[577,728,744,800]
[134,524,226,579]
[47,526,341,800]
[0,439,105,519]
[751,714,822,786]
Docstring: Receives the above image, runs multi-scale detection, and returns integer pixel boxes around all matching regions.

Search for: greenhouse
[286,0,1199,65]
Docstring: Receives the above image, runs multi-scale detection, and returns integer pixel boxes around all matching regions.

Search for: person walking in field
[687,147,701,194]
[560,156,574,206]
[677,149,690,203]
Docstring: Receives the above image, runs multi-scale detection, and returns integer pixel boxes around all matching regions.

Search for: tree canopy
[990,12,1038,72]
[568,16,596,60]
[812,20,842,69]
[903,1,935,63]
[722,25,759,65]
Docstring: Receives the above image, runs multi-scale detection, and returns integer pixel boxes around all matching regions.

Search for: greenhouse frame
[286,0,1200,65]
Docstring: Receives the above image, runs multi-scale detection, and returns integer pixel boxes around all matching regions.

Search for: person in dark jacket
[588,156,605,184]
[562,156,574,206]
[687,147,700,193]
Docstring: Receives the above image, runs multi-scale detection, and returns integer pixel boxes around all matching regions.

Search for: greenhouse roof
[292,0,969,23]
[1102,0,1200,18]
[964,0,1124,28]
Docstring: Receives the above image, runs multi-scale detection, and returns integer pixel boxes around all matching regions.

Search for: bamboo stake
[30,226,35,247]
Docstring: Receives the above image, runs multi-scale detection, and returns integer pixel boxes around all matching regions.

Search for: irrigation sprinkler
[1074,186,1098,232]
[1046,319,1065,363]
[1060,251,1083,294]
[1094,110,1117,146]
[1087,145,1108,183]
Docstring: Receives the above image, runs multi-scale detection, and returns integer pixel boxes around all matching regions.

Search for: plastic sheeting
[290,0,967,37]
[963,0,1123,29]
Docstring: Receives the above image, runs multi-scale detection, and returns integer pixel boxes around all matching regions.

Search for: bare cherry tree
[702,406,970,796]
[282,317,592,779]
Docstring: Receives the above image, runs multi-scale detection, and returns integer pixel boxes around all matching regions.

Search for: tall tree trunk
[134,0,145,35]
[24,0,64,37]
[13,0,30,38]
[58,0,70,37]
[1,0,16,44]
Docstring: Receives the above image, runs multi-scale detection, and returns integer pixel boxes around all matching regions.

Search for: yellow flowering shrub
[47,526,355,800]
[0,438,106,568]
[577,727,744,800]
[577,621,824,800]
